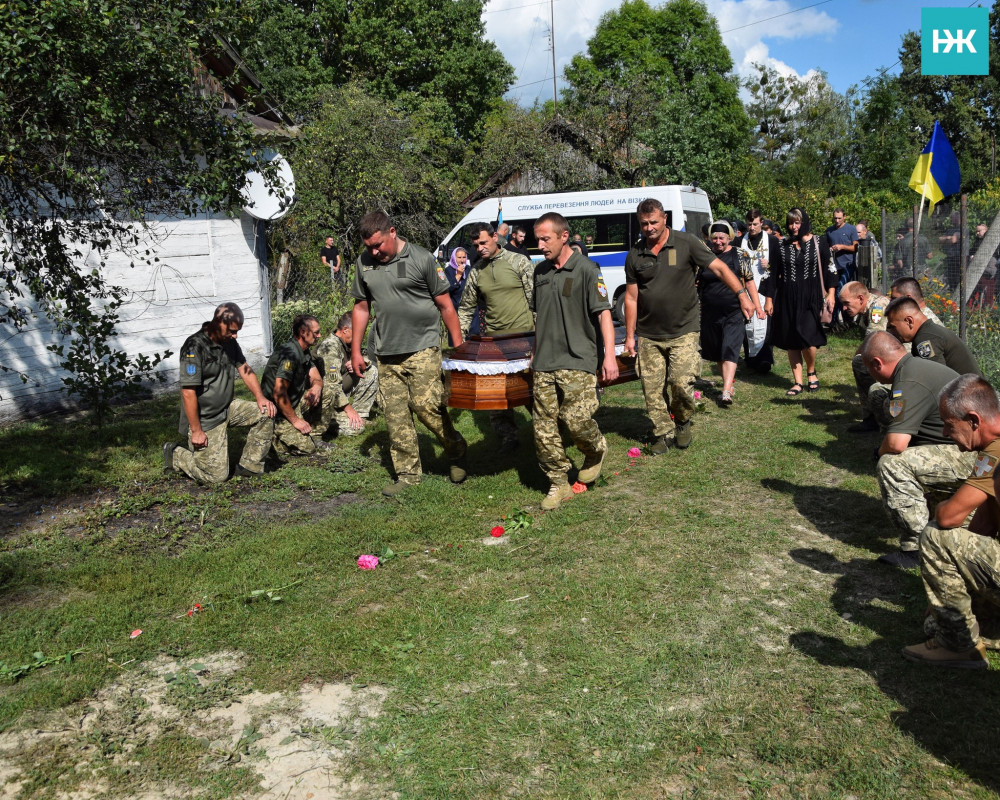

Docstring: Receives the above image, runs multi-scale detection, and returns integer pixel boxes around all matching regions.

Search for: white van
[436,185,714,321]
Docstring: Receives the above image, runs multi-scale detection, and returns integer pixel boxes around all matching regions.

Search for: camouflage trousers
[532,369,606,483]
[378,348,466,482]
[637,332,700,438]
[333,363,378,437]
[173,398,274,484]
[920,523,1000,651]
[876,445,977,551]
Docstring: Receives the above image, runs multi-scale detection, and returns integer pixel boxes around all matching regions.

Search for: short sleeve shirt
[624,229,716,339]
[911,320,980,375]
[313,334,355,409]
[261,338,315,408]
[532,251,611,373]
[825,223,859,271]
[965,438,1000,508]
[321,244,340,265]
[887,354,960,445]
[351,241,451,356]
[177,327,245,435]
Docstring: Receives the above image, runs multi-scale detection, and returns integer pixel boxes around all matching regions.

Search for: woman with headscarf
[761,208,837,396]
[444,247,478,342]
[700,221,765,406]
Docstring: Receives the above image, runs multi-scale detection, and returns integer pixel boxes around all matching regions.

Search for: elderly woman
[444,247,478,343]
[700,221,764,405]
[762,209,836,396]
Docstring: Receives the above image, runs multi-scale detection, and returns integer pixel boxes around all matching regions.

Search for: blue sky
[484,0,988,105]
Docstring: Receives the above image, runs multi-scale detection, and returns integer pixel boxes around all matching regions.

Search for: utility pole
[549,0,557,117]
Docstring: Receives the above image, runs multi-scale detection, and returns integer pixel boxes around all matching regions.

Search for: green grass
[2,335,1000,798]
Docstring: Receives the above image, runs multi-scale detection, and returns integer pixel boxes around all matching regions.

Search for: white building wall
[0,212,272,426]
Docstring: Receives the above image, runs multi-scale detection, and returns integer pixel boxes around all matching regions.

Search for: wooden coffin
[443,328,637,411]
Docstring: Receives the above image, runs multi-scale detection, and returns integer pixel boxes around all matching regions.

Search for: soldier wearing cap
[903,374,1000,669]
[861,332,976,569]
[313,312,378,437]
[350,211,467,496]
[163,302,276,483]
[839,281,891,434]
[531,211,618,510]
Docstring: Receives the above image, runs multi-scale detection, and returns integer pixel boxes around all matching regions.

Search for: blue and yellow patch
[889,389,905,418]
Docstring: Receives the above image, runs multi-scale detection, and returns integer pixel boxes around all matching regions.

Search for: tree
[562,0,752,201]
[229,0,514,139]
[0,0,275,404]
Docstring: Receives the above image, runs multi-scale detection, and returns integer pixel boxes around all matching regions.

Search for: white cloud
[484,0,838,104]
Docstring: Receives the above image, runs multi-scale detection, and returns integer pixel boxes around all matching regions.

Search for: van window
[684,211,711,237]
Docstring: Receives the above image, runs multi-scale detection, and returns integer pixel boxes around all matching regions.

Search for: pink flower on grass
[491,526,505,537]
[571,482,588,494]
[130,629,142,639]
[357,554,380,570]
[628,447,641,458]
[693,391,702,400]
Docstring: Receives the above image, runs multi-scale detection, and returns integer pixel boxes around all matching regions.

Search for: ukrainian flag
[908,121,961,213]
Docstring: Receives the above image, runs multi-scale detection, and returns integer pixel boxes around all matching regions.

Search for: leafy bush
[270,296,351,348]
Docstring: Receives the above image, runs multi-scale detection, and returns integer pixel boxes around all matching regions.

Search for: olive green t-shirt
[911,320,980,376]
[887,354,960,445]
[531,251,611,373]
[458,248,535,336]
[624,229,717,340]
[261,338,315,408]
[351,241,451,356]
[965,437,1000,509]
[177,327,245,435]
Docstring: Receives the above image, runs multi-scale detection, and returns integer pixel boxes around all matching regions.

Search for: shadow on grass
[790,545,1000,796]
[761,478,889,553]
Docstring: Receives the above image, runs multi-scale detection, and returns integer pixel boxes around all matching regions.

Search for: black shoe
[162,442,177,473]
[878,550,920,569]
[848,417,879,434]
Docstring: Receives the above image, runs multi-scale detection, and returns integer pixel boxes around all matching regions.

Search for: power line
[509,77,553,91]
[719,0,835,34]
[483,0,567,14]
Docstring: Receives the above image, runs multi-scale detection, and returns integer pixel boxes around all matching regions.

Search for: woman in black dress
[699,221,764,406]
[761,209,837,396]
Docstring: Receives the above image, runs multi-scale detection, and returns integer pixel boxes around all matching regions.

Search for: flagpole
[912,193,927,278]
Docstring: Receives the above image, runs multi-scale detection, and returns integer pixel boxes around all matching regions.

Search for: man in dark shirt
[321,236,344,287]
[261,314,336,459]
[164,302,276,484]
[504,225,530,257]
[623,198,754,454]
[861,332,976,569]
[531,212,618,510]
[885,297,979,375]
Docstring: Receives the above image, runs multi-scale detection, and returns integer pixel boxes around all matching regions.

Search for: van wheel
[613,291,626,325]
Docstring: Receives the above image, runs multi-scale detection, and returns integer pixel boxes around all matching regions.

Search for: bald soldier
[885,296,979,376]
[840,281,891,434]
[903,375,1000,669]
[459,221,535,452]
[350,210,468,496]
[861,332,976,569]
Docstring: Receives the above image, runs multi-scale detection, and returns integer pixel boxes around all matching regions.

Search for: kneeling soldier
[164,302,276,483]
[313,313,378,436]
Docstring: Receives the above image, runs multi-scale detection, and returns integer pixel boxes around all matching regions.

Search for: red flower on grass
[491,526,505,537]
[571,482,587,494]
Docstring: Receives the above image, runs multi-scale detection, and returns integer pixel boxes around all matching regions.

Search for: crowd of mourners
[161,201,1000,671]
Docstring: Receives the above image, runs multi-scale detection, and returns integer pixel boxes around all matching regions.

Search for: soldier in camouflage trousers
[840,281,890,434]
[637,333,701,444]
[313,313,378,437]
[165,302,276,484]
[902,374,1000,669]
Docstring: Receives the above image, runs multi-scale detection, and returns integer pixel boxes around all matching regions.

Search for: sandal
[806,371,820,392]
[786,383,804,396]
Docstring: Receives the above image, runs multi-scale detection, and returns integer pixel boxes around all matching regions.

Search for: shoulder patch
[184,350,196,359]
[597,276,608,298]
[973,452,998,478]
[916,340,935,359]
[869,305,884,325]
[437,266,447,281]
[283,360,293,371]
[889,389,906,418]
[185,363,197,376]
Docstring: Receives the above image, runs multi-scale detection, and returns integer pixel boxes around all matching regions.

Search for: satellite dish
[242,149,296,221]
